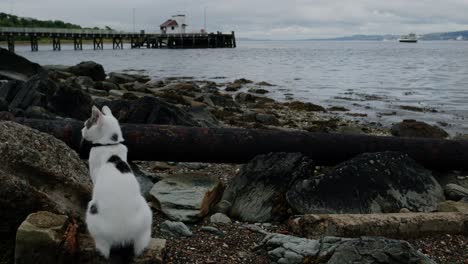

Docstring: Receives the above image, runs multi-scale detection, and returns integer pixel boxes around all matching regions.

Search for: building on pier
[160,15,187,34]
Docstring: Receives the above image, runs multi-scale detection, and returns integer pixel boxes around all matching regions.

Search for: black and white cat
[81,106,152,263]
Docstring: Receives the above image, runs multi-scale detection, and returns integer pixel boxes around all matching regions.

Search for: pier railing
[0,27,235,51]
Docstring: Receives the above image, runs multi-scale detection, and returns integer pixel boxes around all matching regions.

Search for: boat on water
[399,33,418,43]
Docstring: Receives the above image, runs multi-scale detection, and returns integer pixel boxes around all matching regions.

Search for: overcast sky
[2,0,468,39]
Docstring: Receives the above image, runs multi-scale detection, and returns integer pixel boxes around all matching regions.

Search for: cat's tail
[108,244,134,264]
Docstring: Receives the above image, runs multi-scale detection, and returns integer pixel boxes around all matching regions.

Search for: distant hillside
[0,12,82,29]
[328,34,398,41]
[420,30,468,40]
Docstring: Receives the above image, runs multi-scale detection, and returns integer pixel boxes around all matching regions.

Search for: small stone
[160,220,193,237]
[200,226,224,236]
[210,213,232,224]
[108,89,125,97]
[399,208,411,213]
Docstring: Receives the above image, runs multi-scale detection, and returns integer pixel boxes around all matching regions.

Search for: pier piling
[30,36,38,52]
[7,36,14,52]
[52,36,61,51]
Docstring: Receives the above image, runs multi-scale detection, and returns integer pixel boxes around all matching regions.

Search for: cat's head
[81,106,124,144]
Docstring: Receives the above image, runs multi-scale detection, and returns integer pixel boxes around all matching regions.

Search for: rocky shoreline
[1,47,468,264]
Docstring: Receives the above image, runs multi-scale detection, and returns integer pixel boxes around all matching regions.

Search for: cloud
[1,0,468,39]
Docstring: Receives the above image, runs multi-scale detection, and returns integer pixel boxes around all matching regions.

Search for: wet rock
[243,112,279,126]
[0,121,91,243]
[49,81,93,120]
[68,61,106,82]
[223,152,314,222]
[437,201,468,213]
[248,88,269,94]
[444,184,468,201]
[160,220,193,237]
[108,89,125,97]
[226,83,242,92]
[287,101,326,112]
[149,173,224,222]
[210,213,232,224]
[287,152,444,214]
[14,211,69,264]
[261,234,435,264]
[391,120,449,139]
[233,78,253,84]
[328,106,350,112]
[257,81,274,86]
[87,88,108,97]
[0,47,45,81]
[187,106,222,128]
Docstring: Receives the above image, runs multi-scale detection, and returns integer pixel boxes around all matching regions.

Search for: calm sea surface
[8,40,468,134]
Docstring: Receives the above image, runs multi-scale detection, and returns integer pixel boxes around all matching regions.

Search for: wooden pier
[0,27,236,52]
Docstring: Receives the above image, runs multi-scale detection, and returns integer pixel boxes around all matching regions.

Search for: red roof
[160,19,178,27]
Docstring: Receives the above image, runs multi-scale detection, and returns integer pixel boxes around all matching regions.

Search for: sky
[2,0,468,39]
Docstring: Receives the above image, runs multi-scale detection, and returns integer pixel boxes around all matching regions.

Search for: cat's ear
[101,106,113,116]
[91,106,103,125]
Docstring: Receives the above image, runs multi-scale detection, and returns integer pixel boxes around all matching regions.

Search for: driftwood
[289,212,468,239]
[2,117,468,170]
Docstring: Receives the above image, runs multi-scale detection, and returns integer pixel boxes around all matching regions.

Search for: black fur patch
[108,155,132,173]
[111,133,119,142]
[109,243,134,264]
[89,204,98,215]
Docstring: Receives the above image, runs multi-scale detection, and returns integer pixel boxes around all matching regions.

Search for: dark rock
[24,106,56,119]
[287,101,326,112]
[257,81,274,86]
[68,61,106,82]
[0,80,23,102]
[98,96,200,126]
[243,112,279,126]
[48,81,93,120]
[444,184,468,201]
[222,153,314,222]
[226,83,242,92]
[74,76,95,90]
[122,92,140,100]
[261,234,435,264]
[328,106,350,112]
[187,106,221,128]
[235,92,258,104]
[233,78,253,84]
[108,72,137,84]
[248,88,269,94]
[195,93,239,109]
[391,120,449,139]
[0,121,91,244]
[0,98,8,111]
[0,47,44,81]
[95,81,119,91]
[9,73,57,110]
[287,151,444,214]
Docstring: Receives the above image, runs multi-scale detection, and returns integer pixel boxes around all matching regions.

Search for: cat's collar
[91,141,126,148]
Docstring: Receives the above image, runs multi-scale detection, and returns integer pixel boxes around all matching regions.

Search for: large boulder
[149,173,224,223]
[98,96,201,126]
[0,121,92,239]
[0,47,44,81]
[222,152,314,222]
[287,152,444,214]
[8,73,57,111]
[260,234,435,264]
[68,61,106,82]
[391,120,448,138]
[48,81,93,120]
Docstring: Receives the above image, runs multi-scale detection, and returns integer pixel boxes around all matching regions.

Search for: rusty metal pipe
[4,118,468,170]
